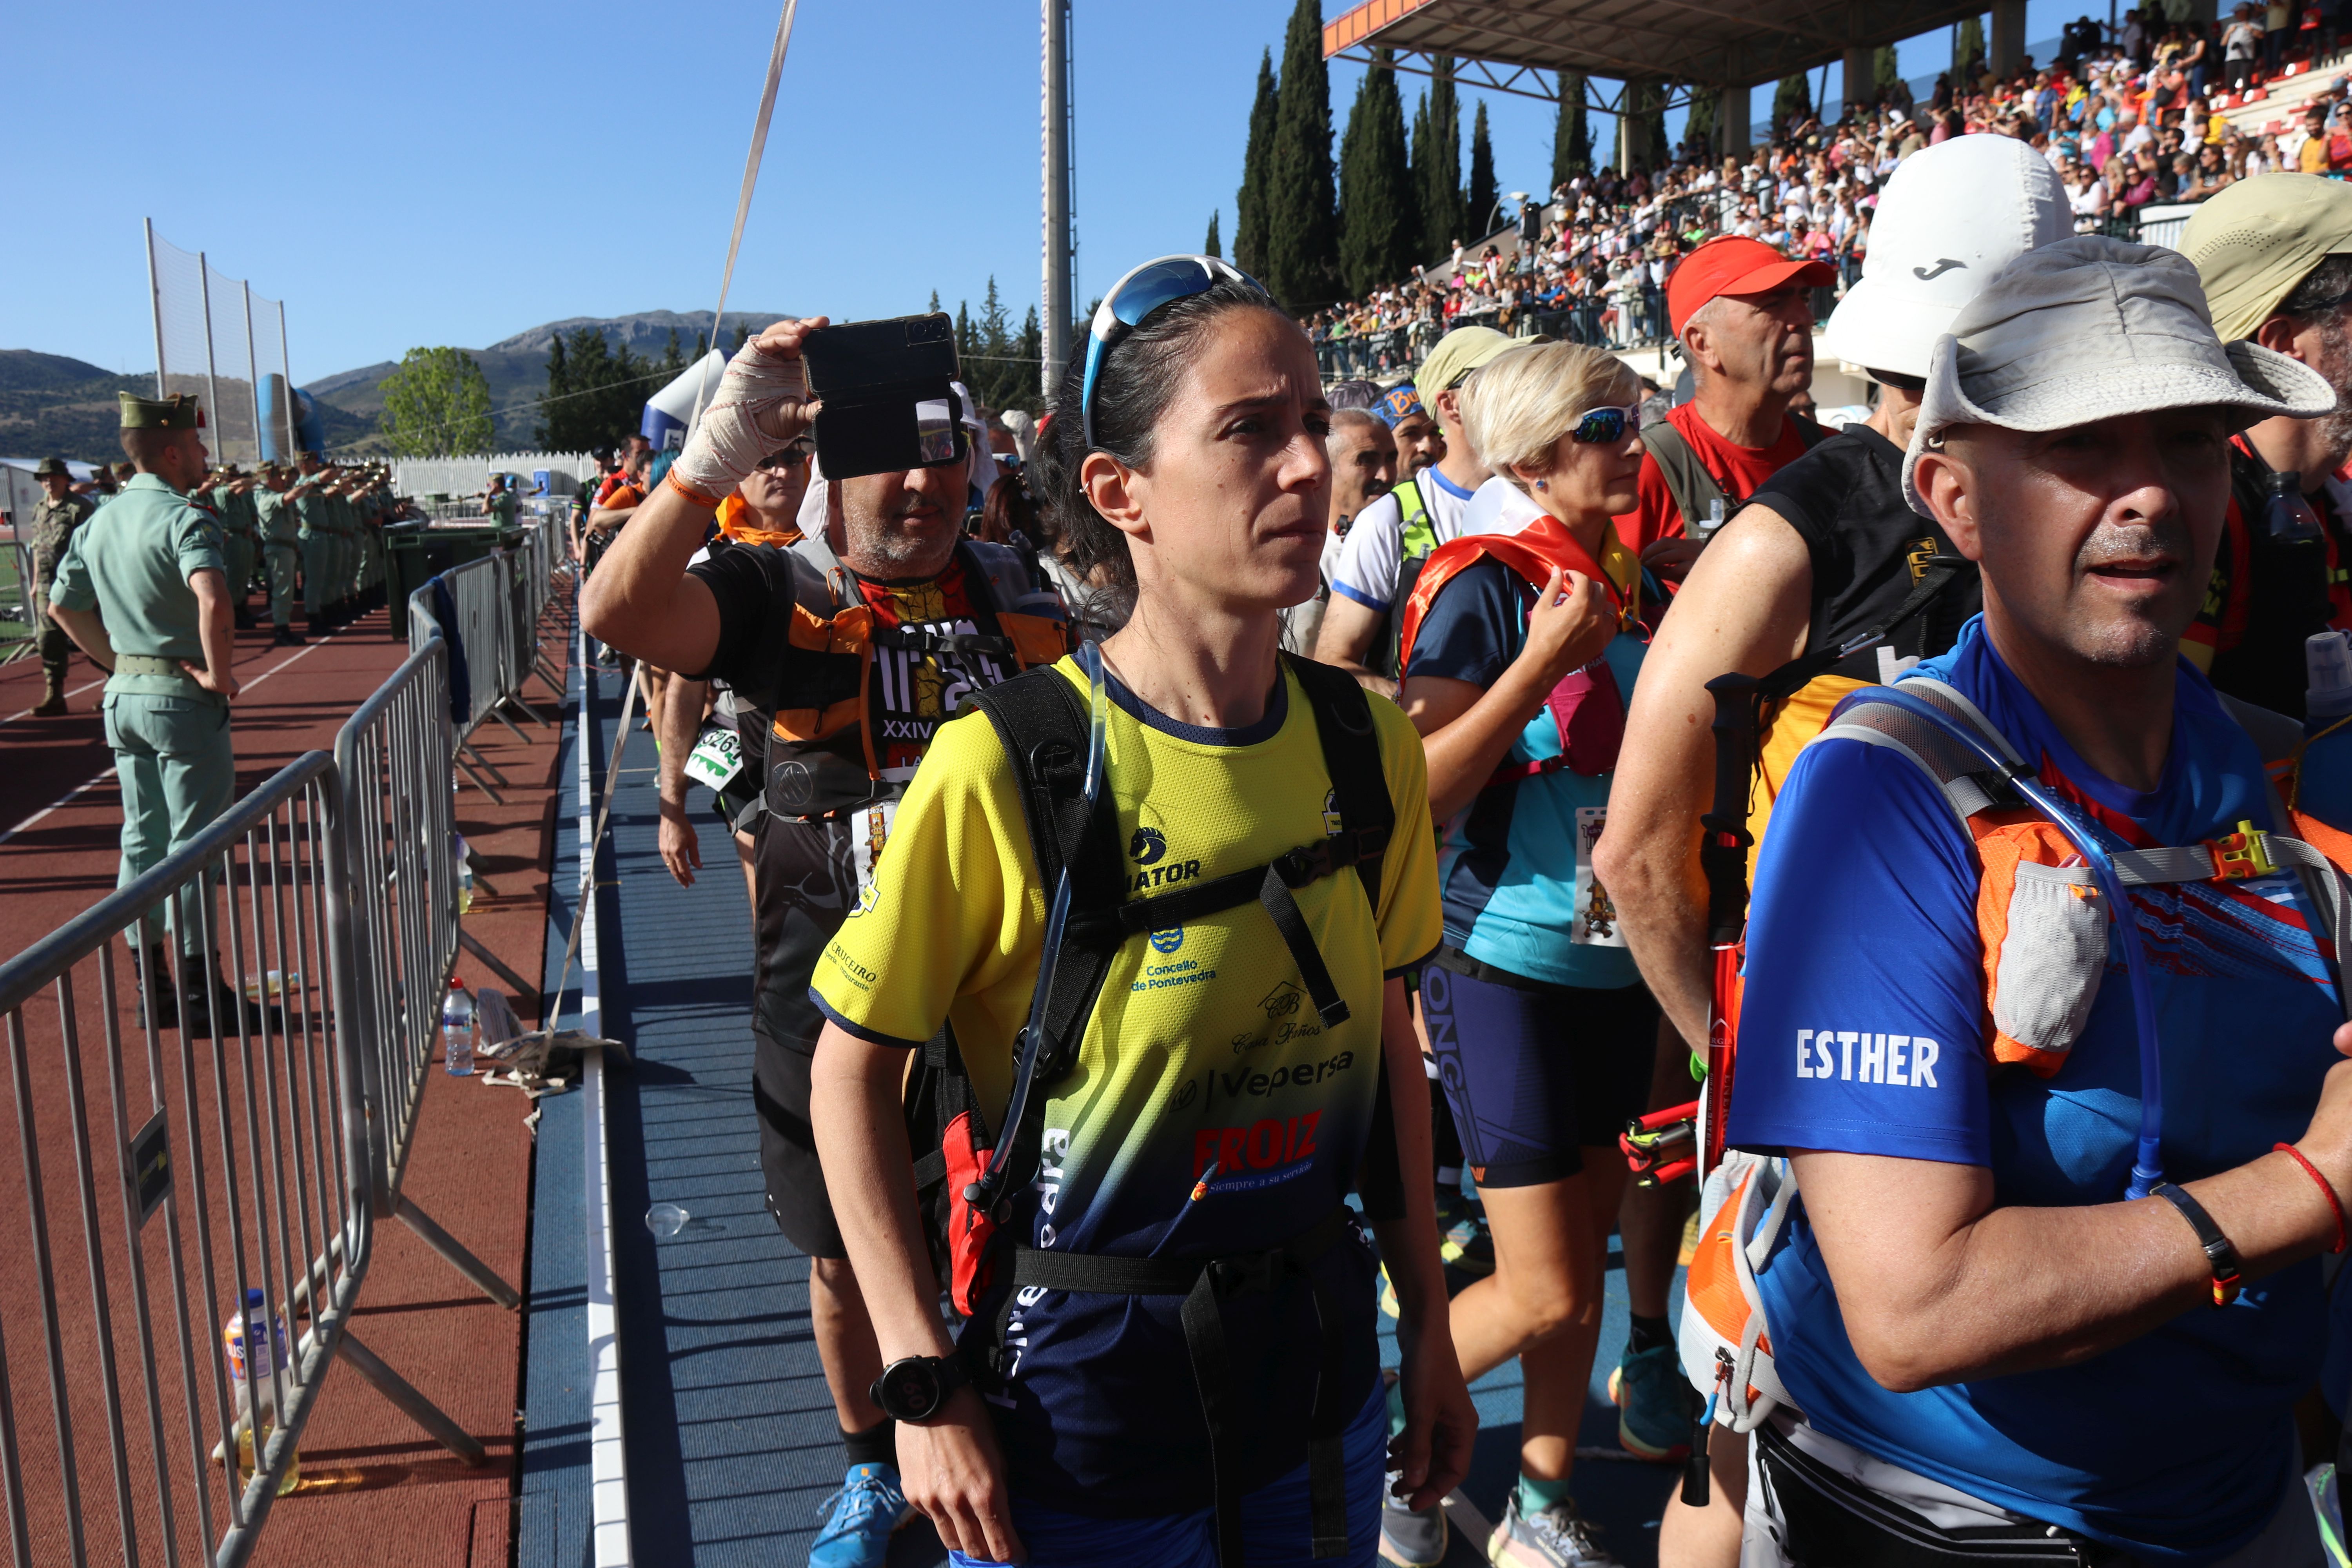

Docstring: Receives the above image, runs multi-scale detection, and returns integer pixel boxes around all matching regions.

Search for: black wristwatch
[870,1353,971,1421]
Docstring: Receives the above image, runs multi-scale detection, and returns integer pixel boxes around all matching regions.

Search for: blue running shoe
[1607,1343,1692,1463]
[811,1461,914,1568]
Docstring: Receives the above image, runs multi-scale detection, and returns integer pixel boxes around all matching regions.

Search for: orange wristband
[2276,1143,2348,1254]
[664,472,724,509]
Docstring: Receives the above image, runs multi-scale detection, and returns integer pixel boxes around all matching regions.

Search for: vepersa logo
[1131,826,1167,865]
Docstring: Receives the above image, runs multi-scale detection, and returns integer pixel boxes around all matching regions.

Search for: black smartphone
[802,313,968,481]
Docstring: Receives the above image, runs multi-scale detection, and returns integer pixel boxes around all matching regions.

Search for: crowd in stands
[1311,4,2352,381]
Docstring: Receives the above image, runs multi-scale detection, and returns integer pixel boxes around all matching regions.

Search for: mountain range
[2,310,787,461]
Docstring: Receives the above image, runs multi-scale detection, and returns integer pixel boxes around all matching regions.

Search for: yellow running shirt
[811,653,1441,1512]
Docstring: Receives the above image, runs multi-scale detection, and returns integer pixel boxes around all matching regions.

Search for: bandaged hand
[668,316,828,503]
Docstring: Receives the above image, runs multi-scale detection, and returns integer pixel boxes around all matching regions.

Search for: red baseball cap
[1665,236,1837,337]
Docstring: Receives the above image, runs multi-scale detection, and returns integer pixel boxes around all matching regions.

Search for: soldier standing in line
[253,462,303,647]
[28,456,96,717]
[45,394,261,1034]
[290,452,336,638]
[208,465,261,630]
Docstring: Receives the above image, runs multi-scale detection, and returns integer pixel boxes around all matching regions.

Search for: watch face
[878,1359,940,1418]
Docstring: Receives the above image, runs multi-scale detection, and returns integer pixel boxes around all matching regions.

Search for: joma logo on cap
[1913,258,1967,281]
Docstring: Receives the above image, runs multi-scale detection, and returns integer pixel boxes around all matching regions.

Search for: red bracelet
[2275,1143,2347,1254]
[664,472,724,509]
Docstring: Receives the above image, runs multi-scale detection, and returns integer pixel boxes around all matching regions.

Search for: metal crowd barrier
[1,543,36,662]
[0,525,577,1564]
[0,748,479,1568]
[408,523,563,804]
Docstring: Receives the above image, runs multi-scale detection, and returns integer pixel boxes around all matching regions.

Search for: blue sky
[5,1,2083,384]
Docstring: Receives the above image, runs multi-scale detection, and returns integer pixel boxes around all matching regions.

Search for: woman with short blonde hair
[1390,336,1663,1564]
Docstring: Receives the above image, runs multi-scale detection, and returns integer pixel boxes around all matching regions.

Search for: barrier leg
[335,1329,488,1464]
[459,742,510,790]
[457,927,539,1014]
[489,706,533,747]
[455,755,506,806]
[395,1193,521,1309]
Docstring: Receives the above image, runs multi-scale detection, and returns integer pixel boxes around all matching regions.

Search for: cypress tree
[1235,49,1278,280]
[1552,74,1591,190]
[1265,0,1339,309]
[1205,211,1221,258]
[1954,16,1985,83]
[1684,85,1719,159]
[534,332,570,448]
[1338,51,1414,297]
[1421,58,1464,265]
[1771,72,1812,140]
[1874,45,1904,101]
[1465,100,1498,237]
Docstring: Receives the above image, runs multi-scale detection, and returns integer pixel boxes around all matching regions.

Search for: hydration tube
[1868,687,2168,1198]
[975,641,1110,1200]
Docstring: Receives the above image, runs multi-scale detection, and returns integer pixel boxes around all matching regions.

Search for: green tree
[1338,48,1416,297]
[1953,15,1985,83]
[1235,49,1279,279]
[731,321,750,351]
[1684,84,1719,157]
[1874,45,1905,103]
[1552,73,1591,189]
[538,328,650,452]
[660,329,685,377]
[535,333,571,448]
[1419,58,1465,265]
[380,347,494,457]
[1205,210,1221,258]
[1264,0,1339,309]
[1771,71,1812,139]
[1465,99,1499,236]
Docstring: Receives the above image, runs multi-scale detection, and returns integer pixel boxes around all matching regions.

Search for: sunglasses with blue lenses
[1081,255,1270,448]
[1569,404,1642,445]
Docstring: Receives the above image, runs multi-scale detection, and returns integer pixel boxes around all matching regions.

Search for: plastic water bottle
[222,1289,300,1496]
[2303,631,2352,832]
[453,833,475,916]
[443,978,475,1076]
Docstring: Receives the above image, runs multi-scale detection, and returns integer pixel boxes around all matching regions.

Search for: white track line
[0,628,343,848]
[5,621,348,724]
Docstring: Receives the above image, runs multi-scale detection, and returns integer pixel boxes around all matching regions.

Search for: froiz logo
[1912,258,1965,282]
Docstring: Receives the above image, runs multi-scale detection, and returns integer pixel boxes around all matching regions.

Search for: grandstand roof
[1323,0,2013,98]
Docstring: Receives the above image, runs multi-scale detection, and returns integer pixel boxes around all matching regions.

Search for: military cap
[119,392,202,430]
[32,456,69,477]
[112,462,136,478]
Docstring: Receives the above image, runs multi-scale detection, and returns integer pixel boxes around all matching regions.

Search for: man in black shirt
[2182,175,2352,718]
[1592,135,2068,1557]
[582,319,1069,1567]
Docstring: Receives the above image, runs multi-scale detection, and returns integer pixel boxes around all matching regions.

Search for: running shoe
[809,1461,914,1568]
[1486,1492,1622,1568]
[1379,1472,1450,1567]
[1606,1343,1692,1463]
[1435,1185,1495,1277]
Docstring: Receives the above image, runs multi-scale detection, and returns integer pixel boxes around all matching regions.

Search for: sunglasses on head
[1081,254,1270,448]
[1568,404,1642,444]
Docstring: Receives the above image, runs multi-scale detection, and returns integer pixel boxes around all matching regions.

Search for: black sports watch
[870,1353,971,1421]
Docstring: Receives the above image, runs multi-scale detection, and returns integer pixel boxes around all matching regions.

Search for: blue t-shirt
[1408,555,1645,988]
[1728,617,2341,1562]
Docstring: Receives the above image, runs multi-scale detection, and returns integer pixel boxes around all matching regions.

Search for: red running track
[0,603,564,1568]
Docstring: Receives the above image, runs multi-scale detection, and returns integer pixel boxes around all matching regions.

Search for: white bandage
[669,338,809,502]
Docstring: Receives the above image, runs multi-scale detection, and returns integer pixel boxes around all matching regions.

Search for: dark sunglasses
[1081,254,1269,448]
[756,443,811,471]
[1568,404,1642,444]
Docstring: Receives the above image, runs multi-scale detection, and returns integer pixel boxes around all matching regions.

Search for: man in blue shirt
[1726,237,2352,1563]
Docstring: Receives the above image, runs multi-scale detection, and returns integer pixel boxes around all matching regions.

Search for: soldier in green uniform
[207,465,261,630]
[484,471,519,529]
[291,452,337,637]
[83,463,119,507]
[46,394,260,1034]
[253,462,303,646]
[27,456,96,717]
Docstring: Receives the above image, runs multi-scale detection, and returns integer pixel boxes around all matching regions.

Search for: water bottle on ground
[222,1288,301,1496]
[443,978,475,1077]
[454,833,475,916]
[2303,630,2352,832]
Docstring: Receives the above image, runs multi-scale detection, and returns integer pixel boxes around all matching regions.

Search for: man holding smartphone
[583,318,1069,1568]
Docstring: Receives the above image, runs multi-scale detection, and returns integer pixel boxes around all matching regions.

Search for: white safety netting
[146,225,299,465]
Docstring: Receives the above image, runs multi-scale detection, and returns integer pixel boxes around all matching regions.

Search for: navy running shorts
[1419,946,1658,1188]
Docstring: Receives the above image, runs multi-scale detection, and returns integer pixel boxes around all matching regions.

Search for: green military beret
[119,392,202,430]
[32,456,69,477]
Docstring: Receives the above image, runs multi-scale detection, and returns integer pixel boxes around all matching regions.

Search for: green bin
[384,519,523,641]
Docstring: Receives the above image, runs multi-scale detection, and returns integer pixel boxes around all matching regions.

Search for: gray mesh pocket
[1993,862,2107,1054]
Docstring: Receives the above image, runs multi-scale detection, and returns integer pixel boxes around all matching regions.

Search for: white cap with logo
[1821,134,2073,381]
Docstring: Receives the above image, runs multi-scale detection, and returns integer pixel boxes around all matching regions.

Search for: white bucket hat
[1821,135,2073,380]
[1900,235,2337,514]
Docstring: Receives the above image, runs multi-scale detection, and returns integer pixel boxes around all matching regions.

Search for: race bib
[1572,805,1626,947]
[683,723,743,793]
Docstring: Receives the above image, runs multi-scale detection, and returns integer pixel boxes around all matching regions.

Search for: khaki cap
[32,457,69,477]
[1417,326,1515,398]
[119,391,202,430]
[2181,174,2352,343]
